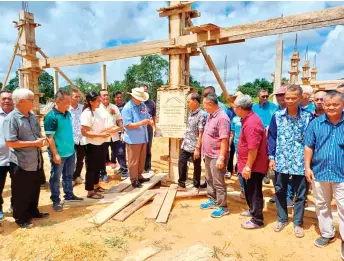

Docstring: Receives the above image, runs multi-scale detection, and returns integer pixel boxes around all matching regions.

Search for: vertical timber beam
[273,38,283,103]
[19,10,42,115]
[54,70,59,94]
[101,64,107,90]
[168,1,190,183]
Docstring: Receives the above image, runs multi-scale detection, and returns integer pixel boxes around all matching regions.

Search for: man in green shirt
[44,90,83,212]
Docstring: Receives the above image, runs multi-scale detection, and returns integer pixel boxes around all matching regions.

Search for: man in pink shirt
[234,94,269,229]
[200,93,230,218]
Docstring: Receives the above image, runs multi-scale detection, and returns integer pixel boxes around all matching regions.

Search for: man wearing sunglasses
[252,89,278,131]
[314,91,327,117]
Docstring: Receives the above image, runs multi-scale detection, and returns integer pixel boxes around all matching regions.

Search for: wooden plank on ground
[63,192,126,207]
[146,187,169,220]
[113,190,156,222]
[156,184,178,223]
[88,173,167,225]
[105,172,154,194]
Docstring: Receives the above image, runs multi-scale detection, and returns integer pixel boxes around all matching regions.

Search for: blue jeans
[111,140,128,175]
[48,152,75,203]
[238,173,245,192]
[271,172,294,200]
[275,172,307,226]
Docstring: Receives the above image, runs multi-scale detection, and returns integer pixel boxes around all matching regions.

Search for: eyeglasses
[314,98,324,102]
[261,95,269,99]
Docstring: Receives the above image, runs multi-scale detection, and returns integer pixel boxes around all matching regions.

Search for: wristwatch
[268,156,275,160]
[244,166,251,172]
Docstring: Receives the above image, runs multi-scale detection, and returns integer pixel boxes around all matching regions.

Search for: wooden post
[101,64,107,90]
[17,10,42,115]
[54,70,59,94]
[167,1,189,183]
[273,38,283,103]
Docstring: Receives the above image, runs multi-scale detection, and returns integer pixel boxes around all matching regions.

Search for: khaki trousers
[126,143,147,183]
[312,180,344,240]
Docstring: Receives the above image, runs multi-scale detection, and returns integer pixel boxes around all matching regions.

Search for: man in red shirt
[234,94,269,229]
[200,93,230,218]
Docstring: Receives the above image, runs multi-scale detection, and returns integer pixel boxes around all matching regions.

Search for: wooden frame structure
[2,1,344,181]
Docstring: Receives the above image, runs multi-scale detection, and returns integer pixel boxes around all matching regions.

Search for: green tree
[6,71,19,91]
[238,78,273,97]
[189,75,203,95]
[38,71,54,103]
[124,54,168,101]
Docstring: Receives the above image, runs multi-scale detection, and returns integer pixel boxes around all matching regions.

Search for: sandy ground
[0,138,342,261]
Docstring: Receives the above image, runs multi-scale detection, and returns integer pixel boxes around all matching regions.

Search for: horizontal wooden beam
[39,6,344,68]
[176,6,344,46]
[159,5,192,18]
[157,1,195,12]
[40,39,172,68]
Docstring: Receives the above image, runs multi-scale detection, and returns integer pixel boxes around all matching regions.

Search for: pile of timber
[62,172,209,226]
[64,172,335,226]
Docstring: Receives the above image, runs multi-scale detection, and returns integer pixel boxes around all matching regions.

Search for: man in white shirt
[69,90,85,186]
[98,89,128,182]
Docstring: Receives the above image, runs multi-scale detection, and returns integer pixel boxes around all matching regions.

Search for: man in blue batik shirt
[268,84,314,238]
[304,91,344,259]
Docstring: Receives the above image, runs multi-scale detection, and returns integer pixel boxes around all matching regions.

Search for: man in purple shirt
[200,93,230,218]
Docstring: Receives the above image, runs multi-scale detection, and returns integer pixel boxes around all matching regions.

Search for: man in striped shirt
[304,91,344,260]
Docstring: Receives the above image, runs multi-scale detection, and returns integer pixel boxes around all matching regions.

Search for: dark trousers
[227,141,235,173]
[145,125,153,171]
[73,143,85,180]
[275,172,307,226]
[10,163,41,225]
[243,172,264,226]
[85,144,106,191]
[110,140,128,175]
[100,142,111,175]
[178,149,201,188]
[0,166,13,211]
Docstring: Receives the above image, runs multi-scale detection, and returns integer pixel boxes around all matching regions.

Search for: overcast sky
[0,1,343,95]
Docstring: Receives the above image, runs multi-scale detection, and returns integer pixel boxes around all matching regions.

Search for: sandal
[94,187,107,193]
[241,220,263,229]
[87,192,104,199]
[294,226,305,238]
[273,221,289,232]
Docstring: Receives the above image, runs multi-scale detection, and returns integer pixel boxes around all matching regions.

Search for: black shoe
[314,236,335,247]
[138,177,150,183]
[32,212,50,220]
[65,194,84,201]
[200,182,207,188]
[132,180,142,188]
[18,221,34,229]
[53,202,63,212]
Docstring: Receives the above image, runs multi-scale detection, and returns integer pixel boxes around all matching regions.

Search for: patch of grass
[40,220,59,227]
[79,241,94,249]
[211,241,232,261]
[104,236,128,252]
[153,239,172,251]
[234,249,243,259]
[212,230,224,237]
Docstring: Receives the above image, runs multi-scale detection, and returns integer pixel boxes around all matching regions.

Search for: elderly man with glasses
[314,91,327,117]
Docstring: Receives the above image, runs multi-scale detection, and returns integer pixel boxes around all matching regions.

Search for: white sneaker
[75,177,85,184]
[225,172,232,179]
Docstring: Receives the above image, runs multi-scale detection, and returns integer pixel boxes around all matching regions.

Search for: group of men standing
[178,83,344,260]
[0,84,156,228]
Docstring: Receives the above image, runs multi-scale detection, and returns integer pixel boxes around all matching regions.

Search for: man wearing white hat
[121,87,154,188]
